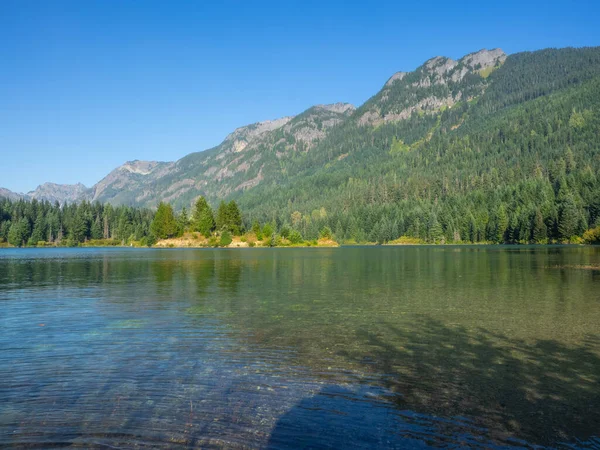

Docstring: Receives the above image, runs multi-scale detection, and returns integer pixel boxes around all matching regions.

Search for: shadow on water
[302,316,600,448]
[265,318,600,448]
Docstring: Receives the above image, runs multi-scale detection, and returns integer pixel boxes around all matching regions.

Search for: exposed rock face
[1,183,90,204]
[461,48,507,71]
[29,182,89,204]
[0,187,27,201]
[358,48,506,127]
[385,72,407,87]
[83,102,354,207]
[284,103,355,146]
[89,160,173,204]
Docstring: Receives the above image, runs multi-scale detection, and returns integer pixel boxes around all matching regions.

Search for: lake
[0,246,599,449]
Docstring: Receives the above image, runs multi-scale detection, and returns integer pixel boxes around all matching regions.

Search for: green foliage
[558,195,580,241]
[150,202,178,239]
[177,207,189,236]
[216,200,243,235]
[231,47,600,246]
[262,223,274,238]
[583,226,600,244]
[192,196,215,236]
[219,230,232,247]
[2,47,600,248]
[288,229,303,244]
[319,226,332,240]
[252,221,263,240]
[389,137,410,155]
[8,218,30,247]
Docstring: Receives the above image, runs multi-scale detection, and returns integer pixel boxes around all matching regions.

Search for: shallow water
[0,246,599,449]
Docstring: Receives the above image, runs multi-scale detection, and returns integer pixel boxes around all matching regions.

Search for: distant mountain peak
[26,182,89,204]
[358,48,508,127]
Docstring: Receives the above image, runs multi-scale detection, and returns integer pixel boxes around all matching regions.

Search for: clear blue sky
[1,0,598,192]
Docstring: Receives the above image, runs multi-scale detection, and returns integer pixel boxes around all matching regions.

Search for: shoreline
[0,242,593,250]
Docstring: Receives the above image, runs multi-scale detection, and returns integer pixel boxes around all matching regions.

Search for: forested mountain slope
[233,47,600,243]
[2,46,599,244]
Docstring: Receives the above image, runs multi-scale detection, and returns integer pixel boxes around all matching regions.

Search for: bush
[280,225,291,239]
[319,227,332,240]
[262,223,274,238]
[219,231,232,247]
[583,226,600,244]
[289,230,303,244]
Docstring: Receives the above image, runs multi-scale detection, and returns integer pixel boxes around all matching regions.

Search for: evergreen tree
[151,202,177,239]
[496,205,509,243]
[192,197,215,237]
[8,218,30,247]
[226,201,243,235]
[532,210,547,243]
[558,195,579,240]
[71,211,89,243]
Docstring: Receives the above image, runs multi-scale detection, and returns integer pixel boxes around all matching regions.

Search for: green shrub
[219,231,232,247]
[319,227,332,239]
[289,230,303,244]
[583,226,600,244]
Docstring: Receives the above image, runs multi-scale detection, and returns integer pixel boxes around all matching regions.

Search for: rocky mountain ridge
[2,48,511,208]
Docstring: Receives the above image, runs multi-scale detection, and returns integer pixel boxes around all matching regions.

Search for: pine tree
[216,201,228,231]
[192,197,215,237]
[558,195,579,241]
[532,210,547,243]
[151,202,177,239]
[496,205,508,243]
[226,201,243,235]
[8,218,30,247]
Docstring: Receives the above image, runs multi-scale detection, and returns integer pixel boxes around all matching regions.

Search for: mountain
[29,182,89,204]
[79,50,513,210]
[0,188,26,202]
[88,102,356,208]
[0,183,89,204]
[3,46,600,245]
[234,46,600,242]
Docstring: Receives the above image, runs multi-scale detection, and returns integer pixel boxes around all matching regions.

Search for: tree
[532,210,547,243]
[319,226,332,240]
[289,229,303,244]
[29,212,47,244]
[192,197,215,237]
[219,230,232,247]
[558,195,579,241]
[90,216,103,240]
[151,202,178,239]
[428,214,444,243]
[8,218,30,247]
[226,201,243,235]
[71,210,89,243]
[177,207,189,236]
[496,205,509,243]
[216,201,228,231]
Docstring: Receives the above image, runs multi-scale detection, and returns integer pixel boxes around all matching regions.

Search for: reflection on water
[0,246,599,448]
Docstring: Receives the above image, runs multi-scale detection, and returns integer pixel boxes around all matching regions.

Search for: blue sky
[1,0,598,192]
